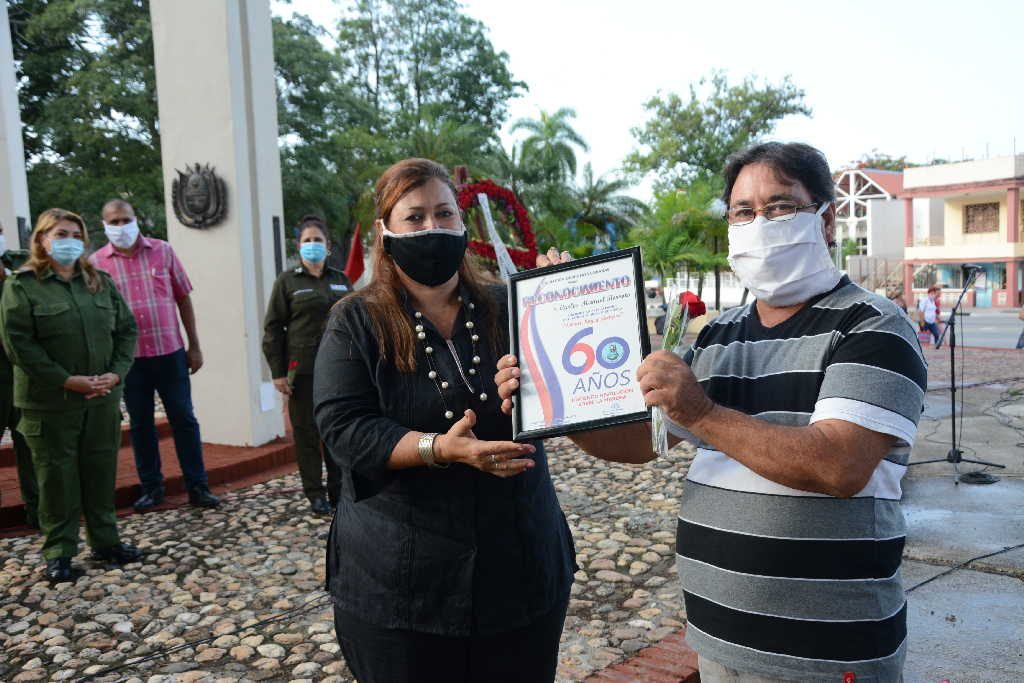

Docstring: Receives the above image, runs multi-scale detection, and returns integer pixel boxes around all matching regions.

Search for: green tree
[571,163,647,232]
[9,0,164,239]
[273,13,389,241]
[627,71,810,190]
[626,184,728,297]
[512,107,589,183]
[404,108,497,169]
[337,0,525,137]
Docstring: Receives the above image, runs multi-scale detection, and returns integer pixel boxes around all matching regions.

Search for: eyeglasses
[726,202,817,226]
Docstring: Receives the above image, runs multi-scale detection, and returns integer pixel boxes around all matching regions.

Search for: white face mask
[103,219,140,249]
[727,202,841,307]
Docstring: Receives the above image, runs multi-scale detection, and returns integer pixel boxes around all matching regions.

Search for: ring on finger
[490,454,497,464]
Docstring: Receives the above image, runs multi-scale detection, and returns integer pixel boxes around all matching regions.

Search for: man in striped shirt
[636,143,927,681]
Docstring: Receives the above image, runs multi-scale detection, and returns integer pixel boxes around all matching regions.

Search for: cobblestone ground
[0,440,696,682]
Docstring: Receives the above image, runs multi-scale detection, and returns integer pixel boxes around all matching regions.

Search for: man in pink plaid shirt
[90,200,220,511]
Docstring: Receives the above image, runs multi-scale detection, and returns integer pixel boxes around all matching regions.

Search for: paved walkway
[1,346,1021,682]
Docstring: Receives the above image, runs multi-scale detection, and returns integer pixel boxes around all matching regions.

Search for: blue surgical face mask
[49,238,85,266]
[299,241,327,264]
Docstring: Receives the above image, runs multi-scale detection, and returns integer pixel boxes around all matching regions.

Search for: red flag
[344,223,364,283]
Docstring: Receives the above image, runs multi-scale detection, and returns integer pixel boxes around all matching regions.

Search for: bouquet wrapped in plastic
[651,290,706,458]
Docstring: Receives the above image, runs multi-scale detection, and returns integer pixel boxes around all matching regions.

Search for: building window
[963,202,999,234]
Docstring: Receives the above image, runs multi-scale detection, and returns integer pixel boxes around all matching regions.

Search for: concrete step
[0,427,295,530]
[0,419,173,467]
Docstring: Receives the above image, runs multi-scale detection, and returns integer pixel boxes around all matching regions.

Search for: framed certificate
[508,247,651,441]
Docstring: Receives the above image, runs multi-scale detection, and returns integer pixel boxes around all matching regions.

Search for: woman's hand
[537,247,572,268]
[94,373,120,391]
[64,375,110,399]
[273,377,292,396]
[433,409,535,478]
[495,354,521,416]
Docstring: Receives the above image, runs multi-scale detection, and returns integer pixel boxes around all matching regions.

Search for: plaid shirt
[90,236,193,358]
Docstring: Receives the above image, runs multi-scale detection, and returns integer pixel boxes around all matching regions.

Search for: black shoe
[133,486,165,512]
[45,557,82,583]
[188,484,221,508]
[91,542,143,565]
[310,497,331,515]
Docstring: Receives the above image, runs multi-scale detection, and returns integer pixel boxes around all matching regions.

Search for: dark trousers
[333,596,568,683]
[922,321,941,346]
[289,373,339,503]
[124,349,207,492]
[2,395,38,525]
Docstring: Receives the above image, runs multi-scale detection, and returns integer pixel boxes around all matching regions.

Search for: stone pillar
[904,261,914,306]
[0,3,31,249]
[1008,260,1020,309]
[150,0,285,446]
[903,198,914,247]
[1008,187,1020,243]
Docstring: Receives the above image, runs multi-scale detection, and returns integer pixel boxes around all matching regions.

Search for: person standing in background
[1,209,141,582]
[262,215,352,514]
[917,285,942,348]
[0,226,39,528]
[89,200,219,512]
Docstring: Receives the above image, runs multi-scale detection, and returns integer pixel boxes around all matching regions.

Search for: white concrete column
[151,0,286,446]
[0,2,31,249]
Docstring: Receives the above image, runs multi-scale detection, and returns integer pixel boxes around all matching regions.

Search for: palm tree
[571,163,647,233]
[627,184,728,298]
[511,107,589,183]
[405,109,495,169]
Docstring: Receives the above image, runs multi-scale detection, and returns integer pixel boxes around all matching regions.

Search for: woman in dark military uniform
[0,243,39,528]
[262,215,352,514]
[0,209,140,582]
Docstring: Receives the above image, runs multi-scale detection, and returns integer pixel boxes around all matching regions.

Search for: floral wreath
[457,179,537,269]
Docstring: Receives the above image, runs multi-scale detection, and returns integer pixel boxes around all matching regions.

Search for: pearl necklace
[414,296,488,421]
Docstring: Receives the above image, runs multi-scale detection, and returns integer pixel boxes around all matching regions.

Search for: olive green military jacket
[0,266,138,411]
[0,250,29,388]
[262,265,351,378]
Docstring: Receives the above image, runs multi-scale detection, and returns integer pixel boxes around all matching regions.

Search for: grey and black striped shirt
[670,277,927,682]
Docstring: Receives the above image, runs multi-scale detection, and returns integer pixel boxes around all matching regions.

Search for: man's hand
[186,347,203,374]
[494,354,520,416]
[636,350,715,429]
[273,377,292,396]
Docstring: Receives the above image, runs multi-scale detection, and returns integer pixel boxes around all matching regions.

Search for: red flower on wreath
[457,179,538,269]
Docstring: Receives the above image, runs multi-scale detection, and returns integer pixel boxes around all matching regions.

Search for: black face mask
[383,229,468,287]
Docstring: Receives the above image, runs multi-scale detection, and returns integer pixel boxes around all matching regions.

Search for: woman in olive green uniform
[0,209,140,582]
[0,246,39,528]
[262,215,352,514]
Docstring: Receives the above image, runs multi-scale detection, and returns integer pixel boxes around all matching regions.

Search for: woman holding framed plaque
[313,158,576,683]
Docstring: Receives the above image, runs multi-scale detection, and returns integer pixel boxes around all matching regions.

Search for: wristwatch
[417,432,448,469]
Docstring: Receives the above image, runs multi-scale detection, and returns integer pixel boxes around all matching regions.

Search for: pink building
[900,156,1023,308]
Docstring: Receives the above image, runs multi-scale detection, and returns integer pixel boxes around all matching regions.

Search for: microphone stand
[908,268,1004,484]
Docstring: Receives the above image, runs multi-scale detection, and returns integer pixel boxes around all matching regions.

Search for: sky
[275,0,1024,198]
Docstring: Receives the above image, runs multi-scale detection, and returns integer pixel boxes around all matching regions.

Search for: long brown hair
[24,208,104,293]
[352,158,501,372]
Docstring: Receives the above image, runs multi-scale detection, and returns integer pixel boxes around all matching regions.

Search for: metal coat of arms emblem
[172,163,227,229]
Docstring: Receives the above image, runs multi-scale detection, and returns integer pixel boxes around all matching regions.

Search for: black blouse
[313,283,576,637]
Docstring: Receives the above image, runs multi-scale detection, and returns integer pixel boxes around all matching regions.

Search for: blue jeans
[922,321,941,346]
[124,349,207,491]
